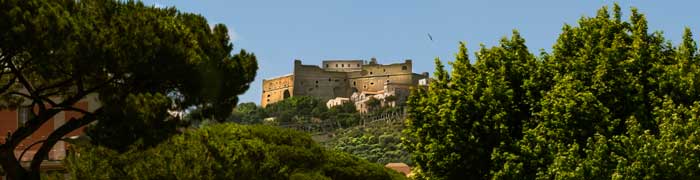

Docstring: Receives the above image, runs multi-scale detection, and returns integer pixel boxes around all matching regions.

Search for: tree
[0,0,257,179]
[365,97,381,112]
[65,123,406,180]
[264,96,328,123]
[405,4,700,179]
[228,102,266,124]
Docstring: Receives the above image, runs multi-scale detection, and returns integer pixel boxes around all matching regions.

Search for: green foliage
[228,102,267,124]
[325,122,411,166]
[66,123,405,180]
[230,97,365,128]
[405,4,700,179]
[87,93,180,152]
[263,96,329,122]
[0,0,256,178]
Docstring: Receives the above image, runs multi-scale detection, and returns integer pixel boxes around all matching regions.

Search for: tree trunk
[0,146,28,180]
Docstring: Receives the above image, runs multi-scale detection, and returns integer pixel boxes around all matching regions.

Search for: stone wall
[322,60,363,72]
[261,59,428,108]
[293,60,351,101]
[261,74,294,107]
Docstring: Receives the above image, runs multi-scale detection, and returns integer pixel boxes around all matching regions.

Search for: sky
[141,0,700,105]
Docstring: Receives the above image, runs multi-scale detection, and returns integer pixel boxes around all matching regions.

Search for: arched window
[283,89,291,99]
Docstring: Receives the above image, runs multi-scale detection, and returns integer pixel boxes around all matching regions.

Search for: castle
[261,58,429,112]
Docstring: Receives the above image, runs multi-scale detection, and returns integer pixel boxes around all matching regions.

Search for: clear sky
[141,0,700,105]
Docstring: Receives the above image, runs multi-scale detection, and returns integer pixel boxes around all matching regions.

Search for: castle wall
[261,74,294,107]
[322,60,363,72]
[293,60,352,101]
[348,60,415,93]
[262,59,429,108]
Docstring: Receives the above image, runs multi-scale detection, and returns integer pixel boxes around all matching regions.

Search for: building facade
[261,58,429,110]
[0,94,99,163]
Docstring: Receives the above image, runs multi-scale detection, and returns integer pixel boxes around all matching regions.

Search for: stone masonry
[261,58,429,111]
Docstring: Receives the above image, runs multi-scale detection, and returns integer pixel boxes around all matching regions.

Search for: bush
[66,123,405,180]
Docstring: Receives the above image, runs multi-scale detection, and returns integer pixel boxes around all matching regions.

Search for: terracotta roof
[385,163,411,176]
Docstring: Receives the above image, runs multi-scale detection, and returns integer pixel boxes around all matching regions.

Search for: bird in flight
[427,33,433,41]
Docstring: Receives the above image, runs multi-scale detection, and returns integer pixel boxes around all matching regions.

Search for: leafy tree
[228,102,267,124]
[65,123,406,180]
[366,97,381,111]
[0,0,256,179]
[264,96,328,122]
[405,4,700,179]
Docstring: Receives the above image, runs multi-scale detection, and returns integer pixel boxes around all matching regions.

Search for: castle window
[370,82,374,85]
[383,69,386,72]
[353,81,356,86]
[329,78,331,82]
[316,80,319,84]
[356,64,360,67]
[267,94,270,97]
[386,80,390,83]
[402,66,407,70]
[342,64,344,67]
[370,72,373,75]
[326,64,329,68]
[336,64,338,67]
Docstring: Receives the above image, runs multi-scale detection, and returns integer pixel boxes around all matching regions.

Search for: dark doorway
[283,89,291,99]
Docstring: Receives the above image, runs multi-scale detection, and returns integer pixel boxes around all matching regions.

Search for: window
[383,69,386,72]
[386,80,390,83]
[353,81,356,86]
[328,78,331,82]
[315,80,319,84]
[356,64,360,67]
[267,94,271,97]
[326,64,329,68]
[342,64,344,67]
[370,72,373,75]
[402,66,407,70]
[335,64,338,67]
[370,82,374,85]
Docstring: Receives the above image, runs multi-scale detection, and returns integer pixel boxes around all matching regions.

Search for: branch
[6,76,116,148]
[7,60,36,96]
[29,107,102,172]
[0,76,16,94]
[53,105,93,116]
[7,91,32,99]
[34,78,74,95]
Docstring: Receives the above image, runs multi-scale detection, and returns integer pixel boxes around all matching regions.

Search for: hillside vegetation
[323,121,411,166]
[66,124,406,180]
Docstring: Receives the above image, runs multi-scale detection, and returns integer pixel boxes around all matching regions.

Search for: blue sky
[141,0,700,105]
